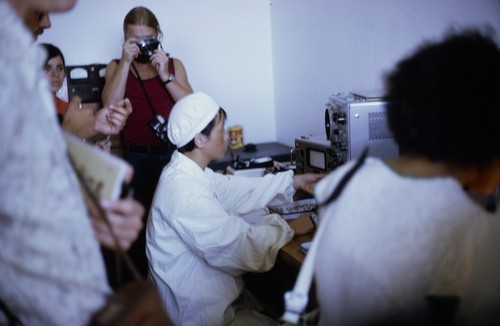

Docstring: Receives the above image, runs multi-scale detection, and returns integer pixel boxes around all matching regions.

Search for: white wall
[270,0,500,146]
[40,0,500,147]
[39,0,276,144]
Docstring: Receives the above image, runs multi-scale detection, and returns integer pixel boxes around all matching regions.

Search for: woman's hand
[95,139,111,152]
[293,173,325,194]
[94,98,133,135]
[62,96,96,138]
[90,197,144,251]
[122,37,139,64]
[150,48,171,82]
[287,213,315,236]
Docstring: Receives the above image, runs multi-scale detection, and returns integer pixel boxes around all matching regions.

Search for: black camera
[136,37,160,63]
[148,114,169,143]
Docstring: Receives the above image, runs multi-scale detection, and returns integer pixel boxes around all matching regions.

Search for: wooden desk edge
[278,233,313,270]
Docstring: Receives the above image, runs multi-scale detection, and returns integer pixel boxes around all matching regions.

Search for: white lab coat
[146,151,295,326]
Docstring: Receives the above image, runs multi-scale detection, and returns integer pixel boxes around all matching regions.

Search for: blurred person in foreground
[312,28,500,325]
[146,92,323,325]
[0,0,145,324]
[25,9,51,39]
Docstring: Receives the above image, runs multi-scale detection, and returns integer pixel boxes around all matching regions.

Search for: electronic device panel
[294,135,341,174]
[295,92,399,174]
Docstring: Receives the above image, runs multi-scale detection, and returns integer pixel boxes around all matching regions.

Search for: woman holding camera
[102,6,193,280]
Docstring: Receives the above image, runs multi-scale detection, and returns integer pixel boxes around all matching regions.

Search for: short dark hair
[384,28,500,166]
[178,108,227,153]
[40,43,66,69]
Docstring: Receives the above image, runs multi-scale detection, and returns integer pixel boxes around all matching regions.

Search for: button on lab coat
[147,151,295,326]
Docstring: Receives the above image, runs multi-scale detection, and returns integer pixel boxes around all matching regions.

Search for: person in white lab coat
[146,92,322,326]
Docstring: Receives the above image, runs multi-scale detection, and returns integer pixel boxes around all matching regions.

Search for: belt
[124,144,173,155]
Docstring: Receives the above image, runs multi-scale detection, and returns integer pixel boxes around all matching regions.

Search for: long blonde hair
[123,6,163,40]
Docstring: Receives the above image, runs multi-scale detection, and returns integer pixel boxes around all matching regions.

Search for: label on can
[229,125,244,149]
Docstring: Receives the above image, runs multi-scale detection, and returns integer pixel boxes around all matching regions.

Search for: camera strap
[130,63,160,118]
[281,147,369,324]
[131,62,176,148]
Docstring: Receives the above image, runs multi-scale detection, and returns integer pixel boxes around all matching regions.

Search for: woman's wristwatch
[163,74,175,85]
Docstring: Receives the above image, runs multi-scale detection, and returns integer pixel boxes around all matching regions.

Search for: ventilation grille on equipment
[368,112,392,140]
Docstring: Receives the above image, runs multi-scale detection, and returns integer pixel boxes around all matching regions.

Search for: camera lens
[136,38,160,63]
